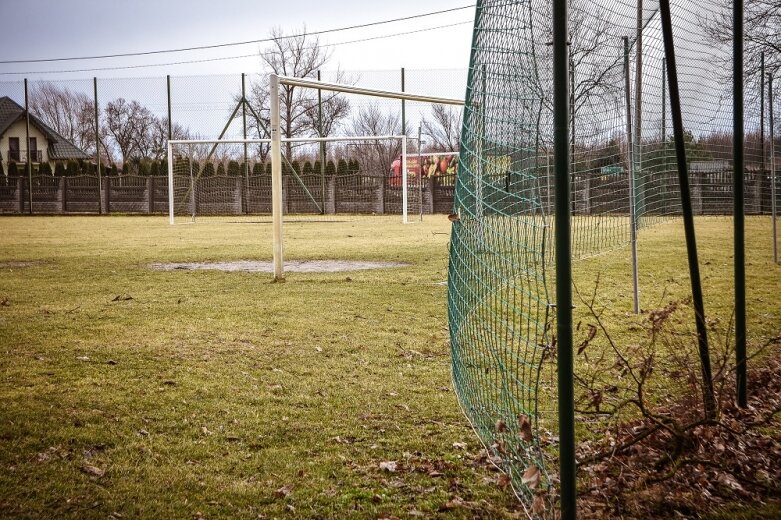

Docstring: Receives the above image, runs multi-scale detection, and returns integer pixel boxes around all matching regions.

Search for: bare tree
[701,0,781,127]
[103,98,151,165]
[244,27,351,161]
[421,104,462,152]
[147,117,191,160]
[702,0,781,80]
[104,98,192,167]
[349,104,403,176]
[523,0,624,146]
[29,82,95,153]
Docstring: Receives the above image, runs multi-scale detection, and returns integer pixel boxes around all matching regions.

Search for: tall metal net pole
[770,73,777,264]
[318,70,326,215]
[761,53,766,178]
[734,0,747,409]
[659,0,716,419]
[94,78,102,214]
[624,37,641,315]
[242,73,249,214]
[554,0,576,516]
[24,79,32,215]
[633,0,644,219]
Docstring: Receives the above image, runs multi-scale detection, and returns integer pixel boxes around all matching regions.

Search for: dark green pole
[24,79,32,214]
[734,0,747,408]
[760,53,765,177]
[554,0,576,516]
[318,70,325,214]
[94,77,102,214]
[659,0,716,419]
[769,74,778,264]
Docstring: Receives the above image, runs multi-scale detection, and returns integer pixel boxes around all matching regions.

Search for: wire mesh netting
[0,70,466,218]
[448,0,779,513]
[169,138,428,224]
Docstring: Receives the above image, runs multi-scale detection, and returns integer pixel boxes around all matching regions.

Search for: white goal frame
[270,74,464,281]
[167,75,464,281]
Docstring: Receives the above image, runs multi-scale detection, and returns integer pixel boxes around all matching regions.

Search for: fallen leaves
[521,465,541,489]
[379,461,397,473]
[518,414,533,443]
[274,484,293,498]
[81,464,105,477]
[576,356,781,518]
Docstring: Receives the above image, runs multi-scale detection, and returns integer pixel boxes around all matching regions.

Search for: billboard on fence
[389,153,459,186]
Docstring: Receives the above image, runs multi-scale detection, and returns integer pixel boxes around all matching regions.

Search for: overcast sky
[0,0,475,80]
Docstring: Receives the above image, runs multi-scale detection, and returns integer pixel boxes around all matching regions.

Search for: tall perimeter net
[448,0,775,513]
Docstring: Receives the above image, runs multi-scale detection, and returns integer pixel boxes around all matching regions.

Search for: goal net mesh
[169,138,424,223]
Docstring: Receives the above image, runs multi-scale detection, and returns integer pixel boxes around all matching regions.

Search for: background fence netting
[169,138,429,223]
[448,0,778,513]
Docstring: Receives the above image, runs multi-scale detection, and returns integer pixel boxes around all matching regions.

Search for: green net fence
[448,0,778,513]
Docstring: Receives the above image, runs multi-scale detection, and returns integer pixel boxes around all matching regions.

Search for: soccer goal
[167,74,464,280]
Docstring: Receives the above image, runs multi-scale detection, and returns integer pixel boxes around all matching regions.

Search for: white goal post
[270,74,464,281]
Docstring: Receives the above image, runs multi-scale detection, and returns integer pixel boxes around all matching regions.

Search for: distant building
[0,96,90,174]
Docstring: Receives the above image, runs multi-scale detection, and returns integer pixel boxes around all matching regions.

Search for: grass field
[0,215,779,518]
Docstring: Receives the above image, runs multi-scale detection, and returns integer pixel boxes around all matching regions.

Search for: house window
[8,137,20,162]
[29,137,39,162]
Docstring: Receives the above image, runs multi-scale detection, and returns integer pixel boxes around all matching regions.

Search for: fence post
[236,176,242,214]
[17,177,24,213]
[426,175,435,214]
[328,174,336,214]
[147,177,154,214]
[104,176,111,214]
[61,177,67,213]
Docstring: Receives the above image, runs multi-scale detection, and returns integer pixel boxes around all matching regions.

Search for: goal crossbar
[277,75,465,107]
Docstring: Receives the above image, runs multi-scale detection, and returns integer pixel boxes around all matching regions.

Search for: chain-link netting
[0,70,465,216]
[169,138,427,223]
[448,0,779,513]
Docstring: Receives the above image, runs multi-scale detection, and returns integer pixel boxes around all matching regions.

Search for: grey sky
[0,0,474,79]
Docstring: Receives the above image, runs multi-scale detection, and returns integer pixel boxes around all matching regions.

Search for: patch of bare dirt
[149,260,409,273]
[0,261,38,268]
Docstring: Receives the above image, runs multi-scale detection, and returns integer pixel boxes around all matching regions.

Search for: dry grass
[0,215,778,519]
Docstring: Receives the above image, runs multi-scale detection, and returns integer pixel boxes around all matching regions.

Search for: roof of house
[0,96,91,161]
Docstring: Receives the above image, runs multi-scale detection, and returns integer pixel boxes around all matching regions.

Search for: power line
[0,20,473,76]
[0,5,475,65]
